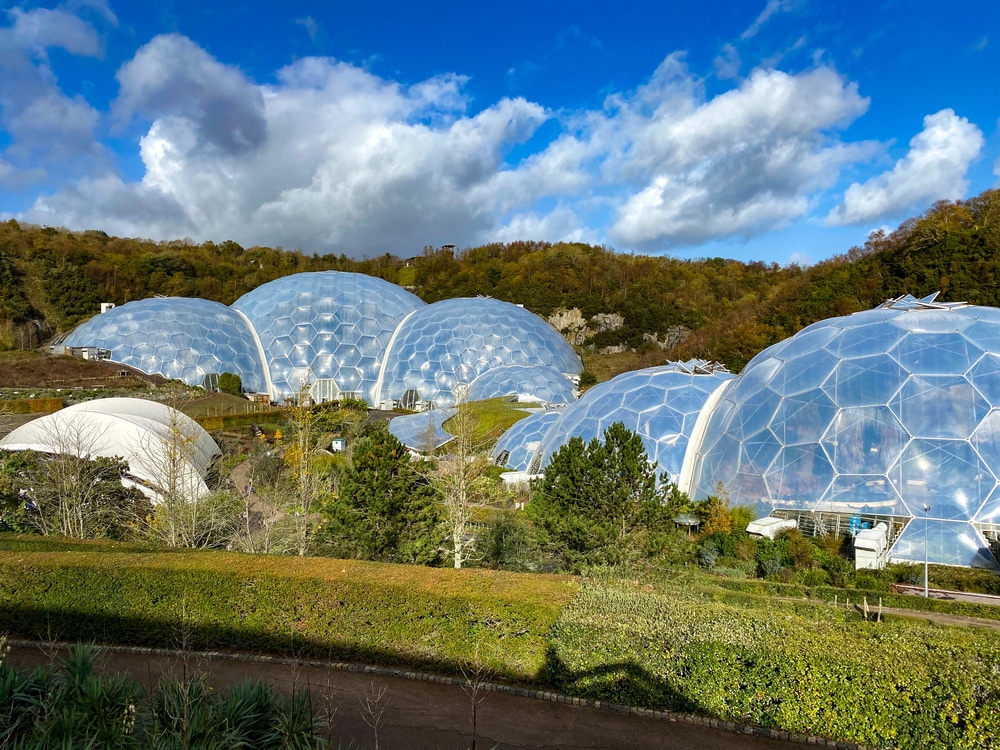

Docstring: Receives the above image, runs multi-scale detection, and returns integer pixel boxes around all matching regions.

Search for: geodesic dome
[232,271,425,402]
[388,409,457,453]
[468,364,577,404]
[533,360,734,481]
[688,294,1000,568]
[374,297,582,409]
[493,409,562,472]
[63,298,268,393]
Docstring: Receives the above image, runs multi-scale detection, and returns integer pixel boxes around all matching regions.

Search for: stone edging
[7,639,864,749]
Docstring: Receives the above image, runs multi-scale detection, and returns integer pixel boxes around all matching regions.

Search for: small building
[330,437,347,453]
[854,522,890,570]
[746,516,798,539]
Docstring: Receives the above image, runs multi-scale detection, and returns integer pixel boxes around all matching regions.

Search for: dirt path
[6,641,827,750]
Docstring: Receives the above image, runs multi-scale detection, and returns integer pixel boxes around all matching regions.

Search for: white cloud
[114,34,267,155]
[714,43,741,80]
[18,30,887,256]
[294,16,319,42]
[740,0,799,41]
[827,109,983,226]
[0,5,106,183]
[487,205,596,245]
[5,6,100,56]
[29,51,549,253]
[595,61,874,248]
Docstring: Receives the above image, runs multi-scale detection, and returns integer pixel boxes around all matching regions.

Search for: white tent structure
[0,398,220,501]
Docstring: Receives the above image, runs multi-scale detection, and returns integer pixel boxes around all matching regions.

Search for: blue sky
[1,0,998,264]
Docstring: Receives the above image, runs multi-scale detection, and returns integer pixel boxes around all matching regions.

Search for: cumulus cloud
[589,60,875,248]
[114,34,267,155]
[826,109,983,226]
[0,5,107,185]
[29,50,549,252]
[18,27,891,256]
[488,205,596,245]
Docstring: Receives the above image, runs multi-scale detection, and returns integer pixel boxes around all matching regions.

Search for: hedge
[195,411,283,431]
[3,538,1000,749]
[703,575,1000,622]
[545,579,1000,750]
[0,545,576,682]
[0,397,63,414]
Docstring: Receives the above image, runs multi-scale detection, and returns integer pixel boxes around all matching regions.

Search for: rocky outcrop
[548,308,625,346]
[548,308,688,352]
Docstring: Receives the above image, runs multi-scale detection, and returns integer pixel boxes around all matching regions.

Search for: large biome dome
[232,271,425,402]
[533,360,733,482]
[374,297,582,409]
[62,298,268,393]
[689,294,1000,568]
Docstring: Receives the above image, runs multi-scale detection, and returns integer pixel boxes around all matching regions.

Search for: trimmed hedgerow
[0,546,575,682]
[701,574,1000,622]
[545,579,1000,750]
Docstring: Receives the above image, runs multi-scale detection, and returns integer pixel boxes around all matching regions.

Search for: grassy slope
[0,535,575,681]
[3,536,1000,748]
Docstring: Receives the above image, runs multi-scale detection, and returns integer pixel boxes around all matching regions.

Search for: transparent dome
[63,297,267,393]
[492,409,562,472]
[232,271,425,402]
[534,361,734,482]
[468,364,577,405]
[388,410,456,453]
[690,294,1000,568]
[375,297,582,408]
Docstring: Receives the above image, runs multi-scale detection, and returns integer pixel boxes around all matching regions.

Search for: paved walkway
[6,641,830,750]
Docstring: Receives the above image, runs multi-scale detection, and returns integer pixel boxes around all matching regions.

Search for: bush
[546,579,1000,750]
[217,371,243,395]
[697,540,718,568]
[0,542,574,681]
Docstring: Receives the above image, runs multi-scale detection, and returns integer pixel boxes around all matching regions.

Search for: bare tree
[432,386,504,569]
[281,379,333,556]
[142,409,236,548]
[22,413,147,539]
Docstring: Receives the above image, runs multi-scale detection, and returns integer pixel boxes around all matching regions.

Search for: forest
[2,189,1000,375]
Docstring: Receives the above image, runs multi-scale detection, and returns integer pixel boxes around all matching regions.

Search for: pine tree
[529,423,670,569]
[320,424,442,564]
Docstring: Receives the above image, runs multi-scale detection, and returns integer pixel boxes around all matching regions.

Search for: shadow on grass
[0,604,526,684]
[539,643,700,715]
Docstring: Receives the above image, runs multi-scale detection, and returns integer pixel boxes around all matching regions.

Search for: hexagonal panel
[764,444,834,506]
[893,439,995,521]
[821,406,908,475]
[63,297,267,392]
[822,356,906,407]
[377,297,582,409]
[892,375,990,439]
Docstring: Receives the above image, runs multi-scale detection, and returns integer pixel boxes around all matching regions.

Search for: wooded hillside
[3,188,999,376]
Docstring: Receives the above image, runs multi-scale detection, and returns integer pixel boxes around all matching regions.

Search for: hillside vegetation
[4,189,1000,375]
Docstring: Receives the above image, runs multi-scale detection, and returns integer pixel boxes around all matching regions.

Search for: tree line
[5,188,1000,370]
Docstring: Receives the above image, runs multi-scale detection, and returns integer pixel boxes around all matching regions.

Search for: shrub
[217,372,243,395]
[546,579,1000,750]
[697,540,719,568]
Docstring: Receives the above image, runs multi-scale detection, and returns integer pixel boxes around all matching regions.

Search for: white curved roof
[0,398,220,499]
